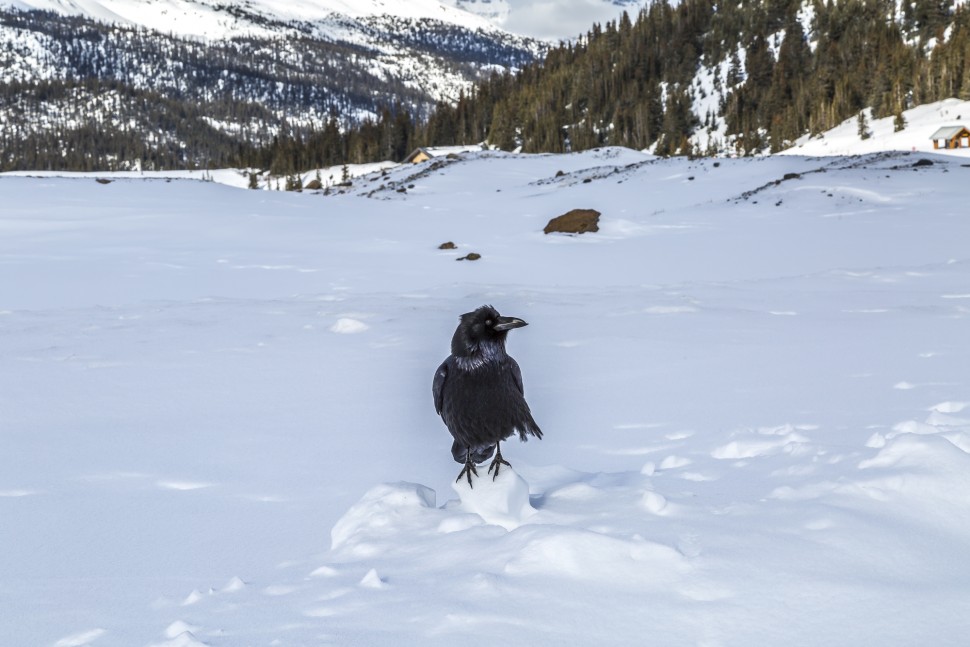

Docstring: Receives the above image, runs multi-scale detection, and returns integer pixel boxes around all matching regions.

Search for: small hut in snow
[929,125,970,149]
[403,145,486,164]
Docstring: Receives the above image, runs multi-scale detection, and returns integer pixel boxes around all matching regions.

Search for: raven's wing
[509,357,525,395]
[432,359,448,415]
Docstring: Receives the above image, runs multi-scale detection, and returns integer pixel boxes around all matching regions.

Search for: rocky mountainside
[0,0,543,170]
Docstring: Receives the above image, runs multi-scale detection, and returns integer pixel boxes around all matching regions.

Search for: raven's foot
[456,460,479,488]
[487,451,511,480]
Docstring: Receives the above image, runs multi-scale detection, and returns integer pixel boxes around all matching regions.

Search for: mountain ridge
[0,0,498,40]
[0,3,543,170]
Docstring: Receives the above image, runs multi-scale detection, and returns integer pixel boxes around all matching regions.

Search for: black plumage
[433,305,542,487]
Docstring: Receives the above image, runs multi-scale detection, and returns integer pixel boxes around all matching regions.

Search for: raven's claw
[456,461,478,488]
[487,451,511,480]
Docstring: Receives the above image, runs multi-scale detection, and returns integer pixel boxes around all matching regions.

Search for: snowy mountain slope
[0,4,542,169]
[1,0,498,39]
[2,148,969,645]
[2,0,650,40]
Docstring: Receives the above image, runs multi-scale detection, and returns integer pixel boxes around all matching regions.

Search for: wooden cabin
[403,145,486,164]
[929,125,970,149]
[404,148,434,164]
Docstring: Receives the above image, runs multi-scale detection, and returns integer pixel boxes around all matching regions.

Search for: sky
[500,0,645,40]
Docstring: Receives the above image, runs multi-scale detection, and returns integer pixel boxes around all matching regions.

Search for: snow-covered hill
[780,98,970,157]
[2,147,969,645]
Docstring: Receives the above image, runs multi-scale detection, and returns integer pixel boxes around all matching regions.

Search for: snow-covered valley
[2,143,970,645]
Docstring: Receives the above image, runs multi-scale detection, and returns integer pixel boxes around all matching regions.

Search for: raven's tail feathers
[517,423,543,441]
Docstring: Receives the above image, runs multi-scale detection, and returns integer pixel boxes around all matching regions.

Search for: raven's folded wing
[432,360,448,415]
[509,357,525,395]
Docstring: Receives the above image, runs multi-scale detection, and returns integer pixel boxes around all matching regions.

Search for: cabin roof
[929,125,969,140]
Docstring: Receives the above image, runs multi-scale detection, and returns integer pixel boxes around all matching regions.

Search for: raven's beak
[493,316,528,331]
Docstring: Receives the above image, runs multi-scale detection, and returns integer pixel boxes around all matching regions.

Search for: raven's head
[451,305,527,359]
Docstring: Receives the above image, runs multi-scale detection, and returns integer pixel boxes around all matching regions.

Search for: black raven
[433,305,542,487]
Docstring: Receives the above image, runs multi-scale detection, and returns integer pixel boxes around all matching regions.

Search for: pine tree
[857,110,871,140]
[894,110,907,132]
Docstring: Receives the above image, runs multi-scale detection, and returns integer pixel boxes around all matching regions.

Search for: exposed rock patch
[544,208,601,235]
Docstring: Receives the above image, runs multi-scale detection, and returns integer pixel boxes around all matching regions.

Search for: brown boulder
[544,208,601,235]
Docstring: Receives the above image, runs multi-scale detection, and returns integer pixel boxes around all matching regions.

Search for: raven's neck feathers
[451,328,508,370]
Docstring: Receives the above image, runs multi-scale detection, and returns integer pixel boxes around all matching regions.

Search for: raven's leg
[456,449,479,488]
[487,442,512,480]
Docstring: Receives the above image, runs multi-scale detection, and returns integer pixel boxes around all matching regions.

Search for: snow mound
[148,630,208,647]
[450,464,536,530]
[330,482,437,552]
[857,415,970,516]
[504,526,688,587]
[358,568,386,589]
[164,622,200,639]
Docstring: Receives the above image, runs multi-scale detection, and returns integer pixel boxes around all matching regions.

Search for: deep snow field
[3,143,970,646]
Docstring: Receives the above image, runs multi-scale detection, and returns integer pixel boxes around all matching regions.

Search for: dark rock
[913,158,934,167]
[95,178,112,184]
[305,179,323,190]
[544,208,601,235]
[439,241,457,250]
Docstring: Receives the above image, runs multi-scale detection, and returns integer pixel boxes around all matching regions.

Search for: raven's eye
[485,319,493,327]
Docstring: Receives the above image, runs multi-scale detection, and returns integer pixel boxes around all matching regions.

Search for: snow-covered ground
[3,143,970,645]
